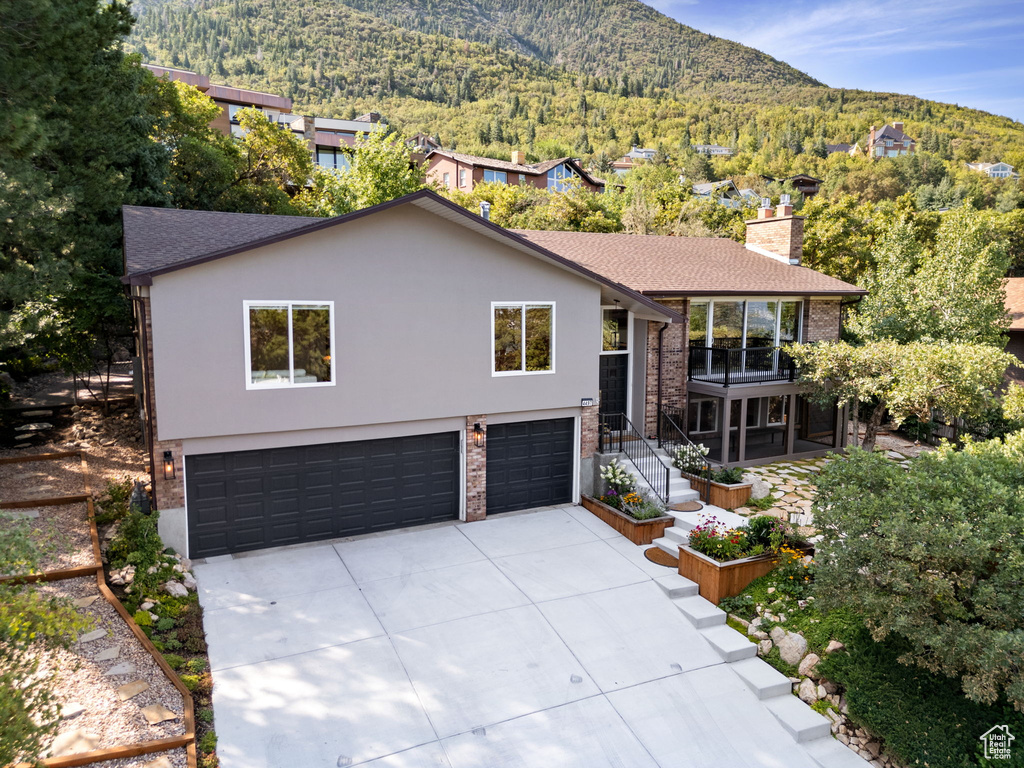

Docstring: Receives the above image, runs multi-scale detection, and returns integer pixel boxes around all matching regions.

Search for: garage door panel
[186,432,459,558]
[486,418,574,515]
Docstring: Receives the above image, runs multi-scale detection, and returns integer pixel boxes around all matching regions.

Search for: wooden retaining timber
[677,545,779,605]
[1,494,90,509]
[580,494,674,546]
[0,451,82,464]
[4,451,197,768]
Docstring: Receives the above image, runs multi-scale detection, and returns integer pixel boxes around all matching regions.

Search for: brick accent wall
[745,215,804,264]
[465,415,487,522]
[580,404,599,458]
[804,299,842,342]
[137,293,186,511]
[643,298,687,438]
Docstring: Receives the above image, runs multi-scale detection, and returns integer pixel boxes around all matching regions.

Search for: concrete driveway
[194,506,866,768]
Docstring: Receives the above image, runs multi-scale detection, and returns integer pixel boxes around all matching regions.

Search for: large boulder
[798,678,819,704]
[778,631,808,666]
[798,653,821,678]
[742,473,771,500]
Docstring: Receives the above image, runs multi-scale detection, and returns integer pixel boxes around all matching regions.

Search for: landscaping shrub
[745,515,785,550]
[818,626,1024,768]
[711,466,745,484]
[813,437,1024,709]
[672,443,710,474]
[688,516,760,561]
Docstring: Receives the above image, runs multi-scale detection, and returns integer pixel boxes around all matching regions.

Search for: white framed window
[688,298,802,348]
[459,169,467,187]
[687,397,719,434]
[875,147,884,157]
[244,300,335,389]
[885,139,893,147]
[443,172,450,186]
[547,163,576,192]
[483,169,507,184]
[492,302,555,375]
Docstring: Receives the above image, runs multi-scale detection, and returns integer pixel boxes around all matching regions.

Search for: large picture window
[690,299,803,349]
[492,302,554,375]
[245,301,334,388]
[483,169,508,184]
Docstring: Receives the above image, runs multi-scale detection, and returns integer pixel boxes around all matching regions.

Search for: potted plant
[671,445,753,509]
[677,515,809,604]
[581,459,674,545]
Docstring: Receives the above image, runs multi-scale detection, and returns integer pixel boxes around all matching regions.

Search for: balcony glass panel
[711,301,744,349]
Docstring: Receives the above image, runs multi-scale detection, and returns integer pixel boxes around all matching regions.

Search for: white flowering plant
[672,443,710,475]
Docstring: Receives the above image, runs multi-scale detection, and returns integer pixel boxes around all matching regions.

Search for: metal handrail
[688,345,797,386]
[598,412,670,503]
[657,406,710,502]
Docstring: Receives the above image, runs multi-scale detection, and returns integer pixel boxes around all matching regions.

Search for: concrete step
[673,595,726,628]
[700,624,758,662]
[803,737,872,767]
[765,695,832,744]
[668,476,692,491]
[672,506,749,532]
[663,526,690,545]
[653,573,698,598]
[729,657,793,700]
[668,488,701,504]
[652,536,679,558]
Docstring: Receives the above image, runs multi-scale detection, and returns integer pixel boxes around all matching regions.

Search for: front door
[599,354,629,416]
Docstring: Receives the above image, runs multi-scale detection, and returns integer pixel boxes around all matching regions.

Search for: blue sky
[648,0,1024,124]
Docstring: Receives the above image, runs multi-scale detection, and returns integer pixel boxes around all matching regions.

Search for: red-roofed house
[425,150,604,193]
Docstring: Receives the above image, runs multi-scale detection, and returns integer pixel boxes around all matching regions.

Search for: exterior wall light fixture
[473,422,485,448]
[163,450,176,480]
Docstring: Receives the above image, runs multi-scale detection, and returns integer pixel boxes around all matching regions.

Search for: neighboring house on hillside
[826,143,852,155]
[425,150,605,193]
[143,64,385,172]
[1005,278,1024,383]
[764,174,822,198]
[517,201,865,469]
[692,144,734,157]
[966,162,1019,180]
[611,146,657,175]
[122,190,673,558]
[863,122,916,159]
[690,180,760,209]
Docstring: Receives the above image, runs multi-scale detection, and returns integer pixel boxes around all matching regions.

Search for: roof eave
[642,289,867,298]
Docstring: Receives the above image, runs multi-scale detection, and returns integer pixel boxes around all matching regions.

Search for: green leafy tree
[799,194,876,284]
[790,340,1015,451]
[812,438,1024,710]
[850,205,1010,347]
[295,130,425,216]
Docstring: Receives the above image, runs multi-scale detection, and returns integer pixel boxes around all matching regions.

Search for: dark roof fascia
[122,191,683,323]
[561,158,604,188]
[643,288,867,298]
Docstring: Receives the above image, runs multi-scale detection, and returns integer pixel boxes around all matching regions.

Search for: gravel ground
[0,502,94,573]
[0,455,86,501]
[86,746,188,768]
[33,577,186,760]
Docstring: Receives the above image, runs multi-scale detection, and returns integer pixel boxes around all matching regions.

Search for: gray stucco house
[122,190,679,558]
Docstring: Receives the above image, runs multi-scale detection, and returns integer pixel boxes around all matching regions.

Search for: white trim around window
[491,301,556,376]
[243,300,336,390]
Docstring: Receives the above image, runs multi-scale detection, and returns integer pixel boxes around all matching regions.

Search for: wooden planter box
[677,545,779,605]
[580,495,674,546]
[681,471,752,509]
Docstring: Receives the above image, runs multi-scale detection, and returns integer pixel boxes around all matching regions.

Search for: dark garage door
[486,418,574,515]
[186,432,459,558]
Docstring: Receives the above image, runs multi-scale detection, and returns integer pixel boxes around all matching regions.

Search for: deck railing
[688,346,797,386]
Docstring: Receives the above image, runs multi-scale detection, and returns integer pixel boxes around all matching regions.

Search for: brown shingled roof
[122,206,315,275]
[512,230,865,296]
[1006,278,1024,331]
[427,151,603,187]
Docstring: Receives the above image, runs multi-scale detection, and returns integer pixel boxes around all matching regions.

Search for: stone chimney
[511,150,526,165]
[869,125,876,147]
[893,121,904,135]
[745,209,804,265]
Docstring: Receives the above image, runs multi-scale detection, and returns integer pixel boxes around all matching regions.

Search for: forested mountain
[130,0,1024,180]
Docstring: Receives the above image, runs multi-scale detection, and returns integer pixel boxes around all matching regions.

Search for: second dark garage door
[486,418,575,515]
[185,432,459,558]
